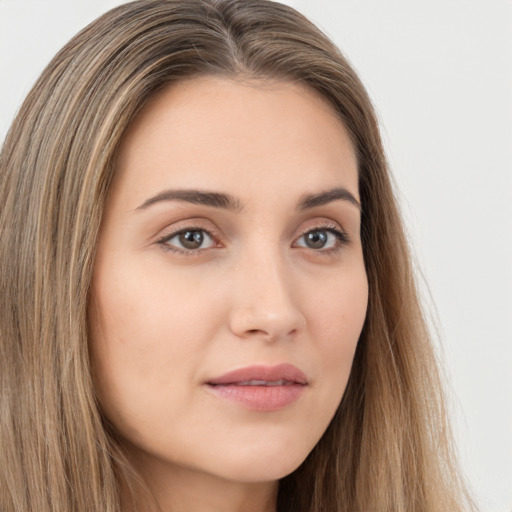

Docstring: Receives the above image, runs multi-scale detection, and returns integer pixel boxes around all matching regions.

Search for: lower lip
[206,383,305,412]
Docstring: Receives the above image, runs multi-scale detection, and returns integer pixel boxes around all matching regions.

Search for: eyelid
[295,218,348,239]
[155,220,223,255]
[292,219,350,252]
[153,217,350,256]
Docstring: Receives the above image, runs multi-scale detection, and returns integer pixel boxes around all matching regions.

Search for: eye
[295,228,348,251]
[159,228,216,252]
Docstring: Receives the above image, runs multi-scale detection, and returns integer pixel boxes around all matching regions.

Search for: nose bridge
[229,241,305,341]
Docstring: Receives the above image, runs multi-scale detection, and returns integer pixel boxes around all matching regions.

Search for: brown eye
[179,230,205,249]
[161,229,215,252]
[303,230,328,249]
[295,227,348,251]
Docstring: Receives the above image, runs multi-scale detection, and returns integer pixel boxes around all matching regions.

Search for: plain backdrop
[1,1,511,511]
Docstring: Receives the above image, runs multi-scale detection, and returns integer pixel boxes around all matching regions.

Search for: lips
[229,379,295,386]
[205,364,308,411]
[207,363,308,385]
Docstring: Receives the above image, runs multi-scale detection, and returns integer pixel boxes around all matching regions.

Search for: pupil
[306,230,327,249]
[180,230,204,249]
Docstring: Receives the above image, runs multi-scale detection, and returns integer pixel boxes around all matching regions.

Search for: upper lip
[207,363,308,386]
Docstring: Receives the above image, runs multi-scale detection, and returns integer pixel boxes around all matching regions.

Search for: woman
[0,1,475,511]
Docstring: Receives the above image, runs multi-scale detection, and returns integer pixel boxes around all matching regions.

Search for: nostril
[228,303,306,342]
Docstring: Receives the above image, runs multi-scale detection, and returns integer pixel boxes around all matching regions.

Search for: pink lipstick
[205,364,307,411]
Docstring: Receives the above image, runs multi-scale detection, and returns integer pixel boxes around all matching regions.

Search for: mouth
[205,364,308,412]
[229,379,298,386]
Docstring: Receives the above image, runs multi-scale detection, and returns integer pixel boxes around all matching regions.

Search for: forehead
[112,76,359,207]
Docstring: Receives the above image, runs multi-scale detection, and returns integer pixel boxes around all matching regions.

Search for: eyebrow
[135,186,361,212]
[298,187,361,211]
[136,189,244,212]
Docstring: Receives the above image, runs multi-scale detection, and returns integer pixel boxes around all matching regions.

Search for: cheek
[309,266,368,388]
[91,255,217,351]
[88,260,218,428]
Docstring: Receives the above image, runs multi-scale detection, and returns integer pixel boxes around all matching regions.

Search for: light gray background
[1,1,510,510]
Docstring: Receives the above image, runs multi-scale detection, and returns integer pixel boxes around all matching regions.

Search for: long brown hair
[0,1,475,510]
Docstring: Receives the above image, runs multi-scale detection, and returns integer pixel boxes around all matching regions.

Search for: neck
[120,451,279,512]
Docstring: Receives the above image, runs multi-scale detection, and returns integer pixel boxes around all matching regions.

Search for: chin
[209,441,312,484]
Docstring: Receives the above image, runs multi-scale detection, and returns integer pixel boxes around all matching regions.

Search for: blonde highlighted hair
[0,1,474,510]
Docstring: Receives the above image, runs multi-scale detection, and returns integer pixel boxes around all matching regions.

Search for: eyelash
[157,226,219,256]
[156,222,350,256]
[293,224,350,255]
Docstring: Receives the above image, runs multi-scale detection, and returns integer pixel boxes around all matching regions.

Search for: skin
[89,76,368,512]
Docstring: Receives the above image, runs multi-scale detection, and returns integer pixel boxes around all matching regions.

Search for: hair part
[0,1,475,511]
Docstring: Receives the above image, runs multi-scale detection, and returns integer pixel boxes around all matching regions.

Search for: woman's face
[90,77,368,485]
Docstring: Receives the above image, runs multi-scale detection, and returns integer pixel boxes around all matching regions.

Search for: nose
[228,250,306,342]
